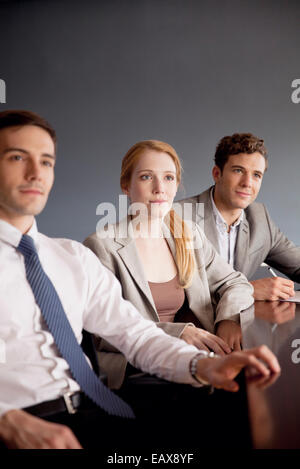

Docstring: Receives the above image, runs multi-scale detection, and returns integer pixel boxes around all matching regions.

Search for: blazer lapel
[197,190,220,254]
[234,218,250,274]
[115,218,158,319]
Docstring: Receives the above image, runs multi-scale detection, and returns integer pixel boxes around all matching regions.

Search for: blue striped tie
[17,234,134,419]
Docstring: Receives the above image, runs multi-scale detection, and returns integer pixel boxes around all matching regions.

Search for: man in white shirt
[0,111,280,449]
[179,133,300,301]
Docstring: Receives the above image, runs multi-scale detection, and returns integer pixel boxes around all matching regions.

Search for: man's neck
[212,192,242,228]
[0,211,34,234]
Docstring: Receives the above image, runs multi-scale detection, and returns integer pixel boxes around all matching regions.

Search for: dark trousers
[0,374,252,449]
[116,374,252,449]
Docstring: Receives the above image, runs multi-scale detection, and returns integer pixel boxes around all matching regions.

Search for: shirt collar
[0,218,39,248]
[210,187,244,230]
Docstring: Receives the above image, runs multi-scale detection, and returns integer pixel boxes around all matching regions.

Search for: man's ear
[212,165,221,183]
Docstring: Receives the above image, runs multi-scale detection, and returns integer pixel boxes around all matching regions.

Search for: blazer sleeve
[194,225,254,325]
[263,206,300,282]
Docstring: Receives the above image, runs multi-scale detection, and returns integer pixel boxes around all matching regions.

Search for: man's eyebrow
[2,148,56,160]
[231,164,263,174]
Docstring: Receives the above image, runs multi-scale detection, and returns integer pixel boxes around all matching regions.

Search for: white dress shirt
[0,219,204,417]
[210,189,244,265]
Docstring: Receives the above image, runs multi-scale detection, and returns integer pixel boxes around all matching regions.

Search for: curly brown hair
[214,133,267,172]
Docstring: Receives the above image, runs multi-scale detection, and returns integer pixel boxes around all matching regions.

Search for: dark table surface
[241,300,300,449]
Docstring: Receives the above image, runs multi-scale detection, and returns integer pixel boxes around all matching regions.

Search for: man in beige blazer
[178,133,300,301]
[84,217,253,389]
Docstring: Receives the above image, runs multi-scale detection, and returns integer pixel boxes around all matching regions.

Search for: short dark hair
[214,133,267,172]
[0,110,56,146]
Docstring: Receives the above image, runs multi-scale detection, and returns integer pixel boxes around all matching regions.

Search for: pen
[267,266,277,277]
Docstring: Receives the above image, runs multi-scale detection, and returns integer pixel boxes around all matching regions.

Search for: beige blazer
[84,217,253,388]
[179,187,300,281]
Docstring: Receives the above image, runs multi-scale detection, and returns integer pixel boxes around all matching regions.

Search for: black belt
[23,392,94,418]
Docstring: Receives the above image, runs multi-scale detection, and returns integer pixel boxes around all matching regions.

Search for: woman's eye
[165,175,175,181]
[140,174,151,180]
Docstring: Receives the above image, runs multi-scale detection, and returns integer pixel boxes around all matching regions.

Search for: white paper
[283,291,300,303]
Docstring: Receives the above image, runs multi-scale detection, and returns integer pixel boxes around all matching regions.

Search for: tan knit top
[148,274,185,322]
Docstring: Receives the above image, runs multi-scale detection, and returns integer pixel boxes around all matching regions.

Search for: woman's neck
[131,216,164,239]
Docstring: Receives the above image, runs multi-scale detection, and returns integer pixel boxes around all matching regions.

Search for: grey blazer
[178,187,300,281]
[84,217,253,389]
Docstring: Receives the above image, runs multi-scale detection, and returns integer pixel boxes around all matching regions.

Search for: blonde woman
[84,140,254,389]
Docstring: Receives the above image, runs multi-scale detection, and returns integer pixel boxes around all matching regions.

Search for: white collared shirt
[0,219,202,417]
[210,189,244,266]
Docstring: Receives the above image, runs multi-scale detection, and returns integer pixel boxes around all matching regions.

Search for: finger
[230,351,270,377]
[276,278,294,288]
[221,379,239,392]
[277,287,295,299]
[209,335,232,354]
[256,345,281,374]
[62,427,83,449]
[211,376,239,392]
[248,357,270,377]
[245,345,281,374]
[233,339,242,352]
[247,370,280,390]
[66,436,83,449]
[271,291,292,301]
[201,337,227,356]
[275,281,295,296]
[194,341,211,353]
[256,371,280,390]
[53,429,82,449]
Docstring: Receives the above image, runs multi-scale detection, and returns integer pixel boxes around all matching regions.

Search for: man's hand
[181,325,231,355]
[251,277,295,301]
[0,409,82,449]
[195,345,280,392]
[216,320,242,351]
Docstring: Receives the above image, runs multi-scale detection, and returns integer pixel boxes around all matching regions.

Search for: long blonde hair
[120,140,195,288]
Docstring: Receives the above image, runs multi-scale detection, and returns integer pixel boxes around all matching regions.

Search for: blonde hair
[120,140,195,288]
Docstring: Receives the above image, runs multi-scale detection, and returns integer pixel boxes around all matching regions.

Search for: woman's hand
[180,325,231,355]
[216,320,242,351]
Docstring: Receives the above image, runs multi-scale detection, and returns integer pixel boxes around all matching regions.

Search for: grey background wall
[0,0,299,246]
